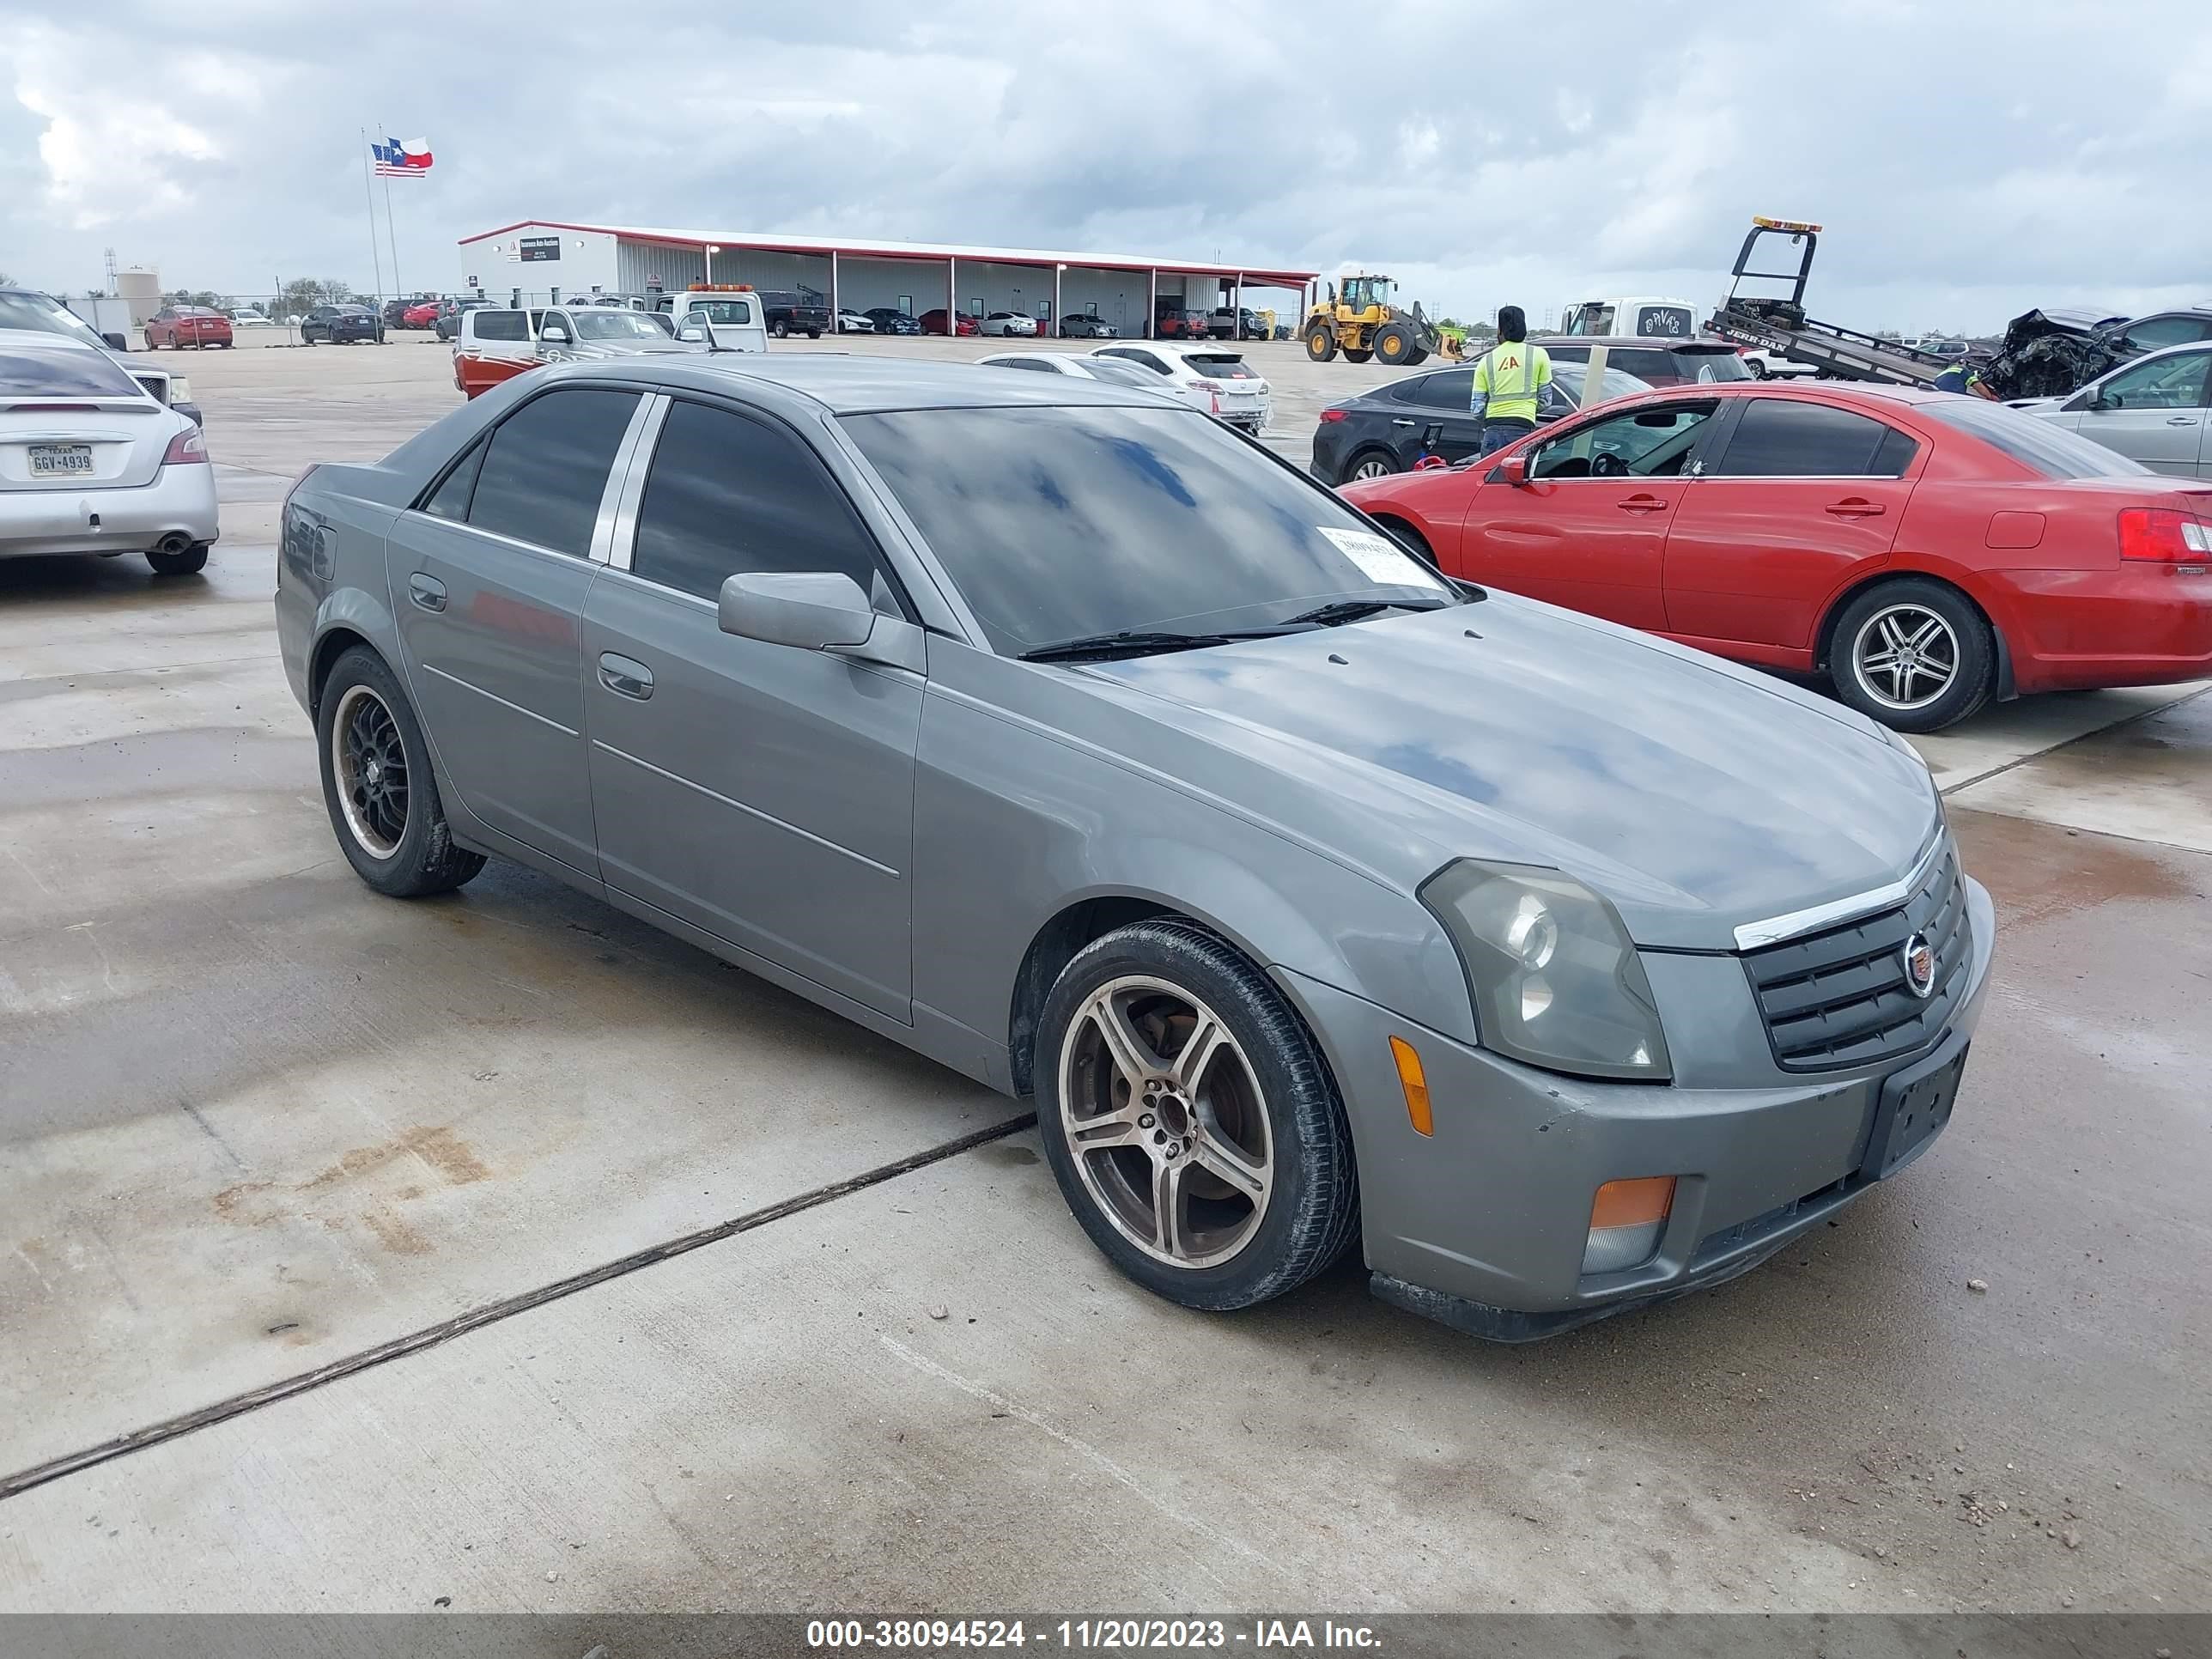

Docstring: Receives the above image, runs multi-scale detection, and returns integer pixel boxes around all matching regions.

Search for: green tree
[275,277,353,318]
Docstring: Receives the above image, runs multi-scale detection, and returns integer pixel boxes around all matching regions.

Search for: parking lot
[2,336,2208,1615]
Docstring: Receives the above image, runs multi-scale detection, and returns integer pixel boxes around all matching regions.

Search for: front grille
[1742,842,1970,1072]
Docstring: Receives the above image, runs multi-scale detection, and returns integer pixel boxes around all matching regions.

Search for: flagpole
[359,127,386,302]
[380,123,403,301]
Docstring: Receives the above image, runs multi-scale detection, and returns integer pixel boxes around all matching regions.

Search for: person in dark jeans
[1474,304,1553,454]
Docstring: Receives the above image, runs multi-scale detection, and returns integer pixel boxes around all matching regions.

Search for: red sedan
[918,309,980,337]
[401,299,443,328]
[143,306,233,349]
[1341,380,2212,730]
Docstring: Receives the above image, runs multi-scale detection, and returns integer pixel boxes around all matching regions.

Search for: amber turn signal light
[1389,1036,1432,1137]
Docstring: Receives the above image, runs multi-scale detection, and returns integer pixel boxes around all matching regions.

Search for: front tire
[1373,323,1413,366]
[1036,920,1358,1311]
[1305,323,1339,362]
[1829,578,1995,732]
[316,647,487,897]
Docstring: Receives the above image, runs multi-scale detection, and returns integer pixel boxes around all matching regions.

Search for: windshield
[842,404,1447,655]
[1925,398,2151,479]
[573,309,671,342]
[0,346,145,398]
[0,291,112,349]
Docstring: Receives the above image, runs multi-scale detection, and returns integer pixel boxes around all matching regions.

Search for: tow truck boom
[1705,217,1956,386]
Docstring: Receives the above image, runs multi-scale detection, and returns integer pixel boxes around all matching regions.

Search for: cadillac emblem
[1900,933,1936,999]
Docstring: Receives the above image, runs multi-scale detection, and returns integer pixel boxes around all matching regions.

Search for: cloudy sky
[5,0,2207,334]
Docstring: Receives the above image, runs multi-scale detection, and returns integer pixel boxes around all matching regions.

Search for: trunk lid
[0,404,168,490]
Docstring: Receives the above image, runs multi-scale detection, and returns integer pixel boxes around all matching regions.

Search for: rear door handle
[1826,499,1887,518]
[1615,495,1668,514]
[2166,416,2201,427]
[598,652,653,700]
[407,573,447,611]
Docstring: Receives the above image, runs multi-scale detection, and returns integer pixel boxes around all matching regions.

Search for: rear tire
[1403,345,1430,366]
[146,543,209,576]
[1036,919,1359,1311]
[1304,324,1339,362]
[1828,578,1995,732]
[317,647,488,898]
[1342,447,1400,483]
[772,320,790,339]
[806,328,822,339]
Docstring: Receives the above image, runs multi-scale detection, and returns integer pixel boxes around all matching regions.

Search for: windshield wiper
[1280,596,1456,628]
[1018,629,1237,663]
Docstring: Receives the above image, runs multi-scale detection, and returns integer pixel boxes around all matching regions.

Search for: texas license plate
[29,445,94,475]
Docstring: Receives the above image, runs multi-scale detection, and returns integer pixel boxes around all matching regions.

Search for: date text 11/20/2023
[805,1618,1382,1649]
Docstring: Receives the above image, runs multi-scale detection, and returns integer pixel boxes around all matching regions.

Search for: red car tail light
[2118,507,2212,564]
[1317,408,1347,422]
[161,426,209,465]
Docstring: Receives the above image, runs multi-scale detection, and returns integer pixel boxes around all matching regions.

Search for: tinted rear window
[1182,355,1255,380]
[0,348,144,398]
[466,388,641,555]
[1389,368,1475,409]
[1713,398,1913,477]
[1924,398,2151,480]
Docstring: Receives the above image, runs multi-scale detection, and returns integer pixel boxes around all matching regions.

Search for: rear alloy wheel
[1345,449,1399,482]
[1037,920,1358,1310]
[1830,579,1994,732]
[317,647,487,897]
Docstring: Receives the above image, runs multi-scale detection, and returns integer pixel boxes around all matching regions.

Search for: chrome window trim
[601,392,668,571]
[1733,830,1948,953]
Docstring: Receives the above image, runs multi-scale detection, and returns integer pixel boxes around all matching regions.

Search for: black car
[1309,360,1651,484]
[434,299,490,342]
[864,307,923,337]
[1533,336,1751,387]
[757,289,832,339]
[302,304,385,345]
[1059,313,1118,339]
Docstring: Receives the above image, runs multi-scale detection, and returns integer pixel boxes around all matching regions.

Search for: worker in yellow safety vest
[1473,305,1553,455]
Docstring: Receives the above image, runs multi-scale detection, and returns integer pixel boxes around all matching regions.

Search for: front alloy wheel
[1060,975,1273,1268]
[1036,920,1358,1310]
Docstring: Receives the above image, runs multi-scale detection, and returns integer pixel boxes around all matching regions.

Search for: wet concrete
[2,341,2207,1614]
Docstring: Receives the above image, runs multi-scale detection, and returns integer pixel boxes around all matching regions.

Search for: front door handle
[1615,494,1668,514]
[1390,417,1417,428]
[407,572,447,611]
[598,652,653,700]
[1826,499,1887,519]
[2166,416,2201,427]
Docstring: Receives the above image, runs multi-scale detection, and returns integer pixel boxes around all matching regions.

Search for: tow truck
[1704,217,1956,386]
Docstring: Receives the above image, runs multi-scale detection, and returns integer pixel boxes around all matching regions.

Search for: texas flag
[371,137,434,177]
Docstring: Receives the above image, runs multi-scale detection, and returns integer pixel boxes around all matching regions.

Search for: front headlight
[1420,860,1671,1082]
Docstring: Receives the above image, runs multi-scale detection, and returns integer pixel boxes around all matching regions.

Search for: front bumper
[1275,874,1996,1340]
[0,463,221,559]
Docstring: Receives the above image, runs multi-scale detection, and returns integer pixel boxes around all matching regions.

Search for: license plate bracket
[29,444,94,476]
[1862,1042,1967,1180]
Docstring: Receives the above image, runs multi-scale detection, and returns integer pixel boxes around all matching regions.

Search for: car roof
[596,353,1176,413]
[1534,335,1735,349]
[1620,379,1952,409]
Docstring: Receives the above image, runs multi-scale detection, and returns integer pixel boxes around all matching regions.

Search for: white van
[1559,295,1700,339]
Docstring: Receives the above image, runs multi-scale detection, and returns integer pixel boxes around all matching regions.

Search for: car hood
[1077,598,1939,951]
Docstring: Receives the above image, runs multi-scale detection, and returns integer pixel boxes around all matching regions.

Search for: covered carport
[459,221,1317,338]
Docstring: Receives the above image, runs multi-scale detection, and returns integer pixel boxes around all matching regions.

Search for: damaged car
[1978,306,2212,401]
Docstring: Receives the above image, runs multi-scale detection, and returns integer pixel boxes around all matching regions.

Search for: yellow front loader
[1303,274,1443,367]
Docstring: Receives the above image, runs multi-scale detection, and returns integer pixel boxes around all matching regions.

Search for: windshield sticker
[1317,526,1444,589]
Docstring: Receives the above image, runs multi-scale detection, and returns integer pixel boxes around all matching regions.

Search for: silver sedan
[275,356,1990,1341]
[2014,340,2212,477]
[0,331,218,572]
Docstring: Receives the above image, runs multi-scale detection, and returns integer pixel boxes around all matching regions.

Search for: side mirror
[677,325,708,343]
[1494,453,1530,487]
[718,571,874,651]
[540,325,570,344]
[102,331,129,350]
[2089,392,2118,411]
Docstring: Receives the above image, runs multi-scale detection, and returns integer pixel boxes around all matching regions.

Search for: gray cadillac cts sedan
[275,356,1994,1340]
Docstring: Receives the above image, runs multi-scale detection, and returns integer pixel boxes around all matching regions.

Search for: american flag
[371,137,434,177]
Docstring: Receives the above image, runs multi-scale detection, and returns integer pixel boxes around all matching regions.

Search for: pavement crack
[0,1111,1035,1504]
